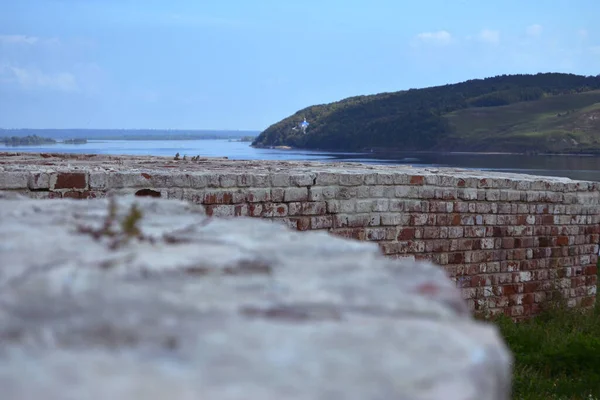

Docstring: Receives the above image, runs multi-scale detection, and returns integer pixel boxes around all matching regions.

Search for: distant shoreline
[251,144,600,158]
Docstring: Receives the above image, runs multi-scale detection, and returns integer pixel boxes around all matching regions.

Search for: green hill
[252,73,600,154]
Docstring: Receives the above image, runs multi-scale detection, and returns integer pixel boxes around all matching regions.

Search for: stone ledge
[1,151,598,193]
[0,196,512,400]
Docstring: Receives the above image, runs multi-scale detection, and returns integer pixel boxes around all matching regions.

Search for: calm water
[3,139,600,182]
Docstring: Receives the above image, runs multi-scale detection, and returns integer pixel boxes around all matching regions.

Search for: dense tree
[252,73,600,152]
[1,135,57,146]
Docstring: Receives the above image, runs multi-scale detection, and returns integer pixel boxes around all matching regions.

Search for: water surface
[3,139,600,182]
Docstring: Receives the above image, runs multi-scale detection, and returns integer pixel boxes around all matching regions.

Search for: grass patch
[444,91,600,151]
[487,299,600,399]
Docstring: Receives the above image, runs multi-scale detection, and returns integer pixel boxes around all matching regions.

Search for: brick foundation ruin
[1,151,599,318]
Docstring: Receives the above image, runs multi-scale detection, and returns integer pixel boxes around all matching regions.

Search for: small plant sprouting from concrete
[182,154,187,161]
[174,152,180,161]
[77,198,147,250]
[120,202,143,237]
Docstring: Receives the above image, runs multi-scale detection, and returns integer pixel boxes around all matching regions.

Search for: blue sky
[0,0,598,130]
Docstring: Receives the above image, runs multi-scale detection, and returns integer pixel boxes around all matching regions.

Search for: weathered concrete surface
[0,196,512,400]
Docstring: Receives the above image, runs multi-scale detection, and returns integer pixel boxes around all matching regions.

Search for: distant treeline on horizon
[0,129,260,141]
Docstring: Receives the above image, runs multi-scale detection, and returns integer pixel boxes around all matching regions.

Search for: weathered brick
[335,214,379,229]
[283,187,308,202]
[54,172,87,190]
[290,174,316,186]
[27,172,51,190]
[339,173,365,186]
[262,203,288,217]
[246,188,271,203]
[310,215,333,229]
[235,174,252,187]
[337,187,358,199]
[308,186,337,201]
[301,201,327,215]
[219,174,237,188]
[373,199,389,212]
[356,199,373,213]
[251,174,270,187]
[205,204,237,217]
[314,172,339,186]
[203,190,239,204]
[380,213,411,226]
[397,227,415,240]
[271,173,290,187]
[63,191,82,199]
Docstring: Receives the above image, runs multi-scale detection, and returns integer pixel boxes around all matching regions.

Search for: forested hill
[252,73,600,154]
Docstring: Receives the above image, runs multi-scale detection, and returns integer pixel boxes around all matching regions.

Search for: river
[3,139,600,182]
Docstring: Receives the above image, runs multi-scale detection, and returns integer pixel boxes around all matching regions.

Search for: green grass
[486,299,600,399]
[444,91,600,152]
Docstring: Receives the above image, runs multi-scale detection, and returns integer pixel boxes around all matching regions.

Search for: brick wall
[1,153,599,318]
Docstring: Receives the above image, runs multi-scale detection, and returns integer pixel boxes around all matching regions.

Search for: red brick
[409,175,424,185]
[522,293,535,305]
[301,201,327,215]
[457,179,466,187]
[502,284,521,295]
[471,275,487,287]
[331,228,365,241]
[234,205,246,217]
[502,238,515,249]
[448,252,464,264]
[397,228,415,240]
[55,172,87,189]
[584,265,598,275]
[538,237,552,247]
[248,204,262,217]
[63,191,82,199]
[435,215,450,226]
[523,282,540,293]
[557,236,569,246]
[492,227,506,237]
[203,191,233,204]
[80,191,97,199]
[451,214,461,226]
[141,173,152,180]
[295,217,311,231]
[586,275,598,285]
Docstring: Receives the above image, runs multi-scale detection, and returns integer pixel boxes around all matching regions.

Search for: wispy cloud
[526,24,543,37]
[0,35,39,45]
[478,29,500,45]
[0,64,77,92]
[0,34,60,46]
[411,30,453,46]
[577,29,588,39]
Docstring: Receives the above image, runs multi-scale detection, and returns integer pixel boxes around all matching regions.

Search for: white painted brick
[283,187,308,202]
[0,171,28,189]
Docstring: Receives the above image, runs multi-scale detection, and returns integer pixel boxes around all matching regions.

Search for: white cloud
[526,24,543,37]
[0,34,59,46]
[478,29,500,45]
[0,64,77,92]
[578,29,588,39]
[412,30,453,46]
